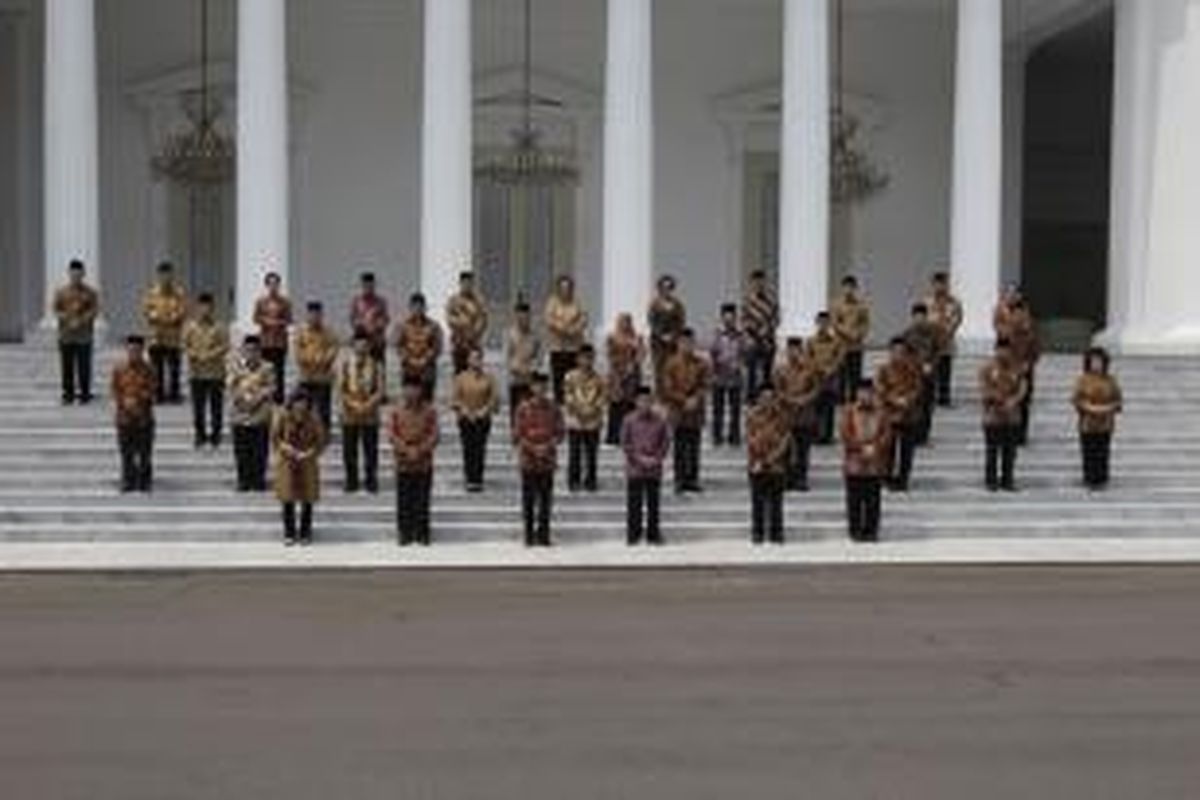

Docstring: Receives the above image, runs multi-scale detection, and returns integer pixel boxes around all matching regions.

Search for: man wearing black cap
[661,328,711,494]
[924,271,963,406]
[295,301,340,431]
[228,335,275,492]
[339,330,385,494]
[979,338,1027,492]
[446,271,489,375]
[831,275,871,402]
[388,376,440,546]
[253,271,293,403]
[742,268,779,402]
[902,302,941,445]
[563,344,606,492]
[350,272,390,367]
[620,386,670,545]
[709,302,746,446]
[52,259,100,404]
[513,372,563,546]
[111,335,157,492]
[840,379,892,542]
[396,292,443,402]
[141,261,188,403]
[182,292,230,449]
[806,311,844,444]
[746,382,791,544]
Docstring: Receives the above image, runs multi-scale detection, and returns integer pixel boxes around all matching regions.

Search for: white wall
[82,0,958,344]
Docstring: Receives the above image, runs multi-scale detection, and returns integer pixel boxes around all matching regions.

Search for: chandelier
[829,0,888,205]
[474,0,579,186]
[152,0,234,186]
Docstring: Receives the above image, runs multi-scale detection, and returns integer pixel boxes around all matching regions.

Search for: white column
[236,0,289,328]
[43,0,99,327]
[778,0,830,336]
[1101,0,1154,347]
[420,0,473,327]
[1099,0,1200,354]
[949,0,1003,350]
[602,0,654,330]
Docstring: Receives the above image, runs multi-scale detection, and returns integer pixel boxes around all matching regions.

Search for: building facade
[0,0,1197,352]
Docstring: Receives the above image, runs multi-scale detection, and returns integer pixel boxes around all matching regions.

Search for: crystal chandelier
[475,0,579,186]
[152,0,234,186]
[830,0,888,205]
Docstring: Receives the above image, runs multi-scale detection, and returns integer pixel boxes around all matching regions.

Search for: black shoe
[79,395,94,405]
[1001,483,1018,493]
[648,537,664,547]
[751,537,765,546]
[345,483,360,494]
[398,536,414,547]
[194,436,206,449]
[986,482,999,493]
[770,537,785,545]
[584,482,598,493]
[120,483,136,494]
[62,396,74,406]
[284,533,297,546]
[365,483,379,495]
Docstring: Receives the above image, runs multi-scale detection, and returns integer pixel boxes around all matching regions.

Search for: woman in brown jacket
[1073,347,1123,489]
[272,389,329,545]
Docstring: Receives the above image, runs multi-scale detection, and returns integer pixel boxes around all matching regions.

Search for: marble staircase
[0,345,1198,546]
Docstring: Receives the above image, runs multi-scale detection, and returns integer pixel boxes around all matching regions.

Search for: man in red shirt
[513,373,564,547]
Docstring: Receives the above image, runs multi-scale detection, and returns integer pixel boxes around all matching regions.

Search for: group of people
[51,257,1124,547]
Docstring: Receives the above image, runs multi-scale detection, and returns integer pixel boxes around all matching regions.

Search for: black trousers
[606,400,634,446]
[673,426,702,491]
[262,346,287,403]
[550,351,576,405]
[509,383,532,426]
[190,379,224,445]
[521,471,554,546]
[1018,370,1035,446]
[750,473,785,544]
[343,424,379,492]
[59,342,93,401]
[149,345,182,403]
[888,422,917,490]
[712,384,743,445]
[233,423,270,491]
[845,475,882,542]
[568,429,600,491]
[840,350,864,402]
[117,421,154,491]
[282,502,313,542]
[396,471,433,545]
[916,375,935,445]
[1081,432,1112,488]
[459,418,491,488]
[936,355,954,406]
[745,343,776,403]
[787,425,813,491]
[626,477,662,545]
[301,381,333,432]
[984,424,1018,490]
[816,389,839,444]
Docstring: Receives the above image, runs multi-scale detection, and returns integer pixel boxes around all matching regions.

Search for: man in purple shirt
[620,386,671,546]
[710,302,746,447]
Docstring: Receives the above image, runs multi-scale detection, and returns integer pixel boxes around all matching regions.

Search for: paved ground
[0,567,1197,799]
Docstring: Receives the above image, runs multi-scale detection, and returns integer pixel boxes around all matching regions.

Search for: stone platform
[0,345,1197,569]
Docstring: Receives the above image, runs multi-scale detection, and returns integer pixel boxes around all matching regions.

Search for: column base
[1095,323,1200,356]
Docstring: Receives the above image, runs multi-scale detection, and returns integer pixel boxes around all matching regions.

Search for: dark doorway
[1021,9,1114,335]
